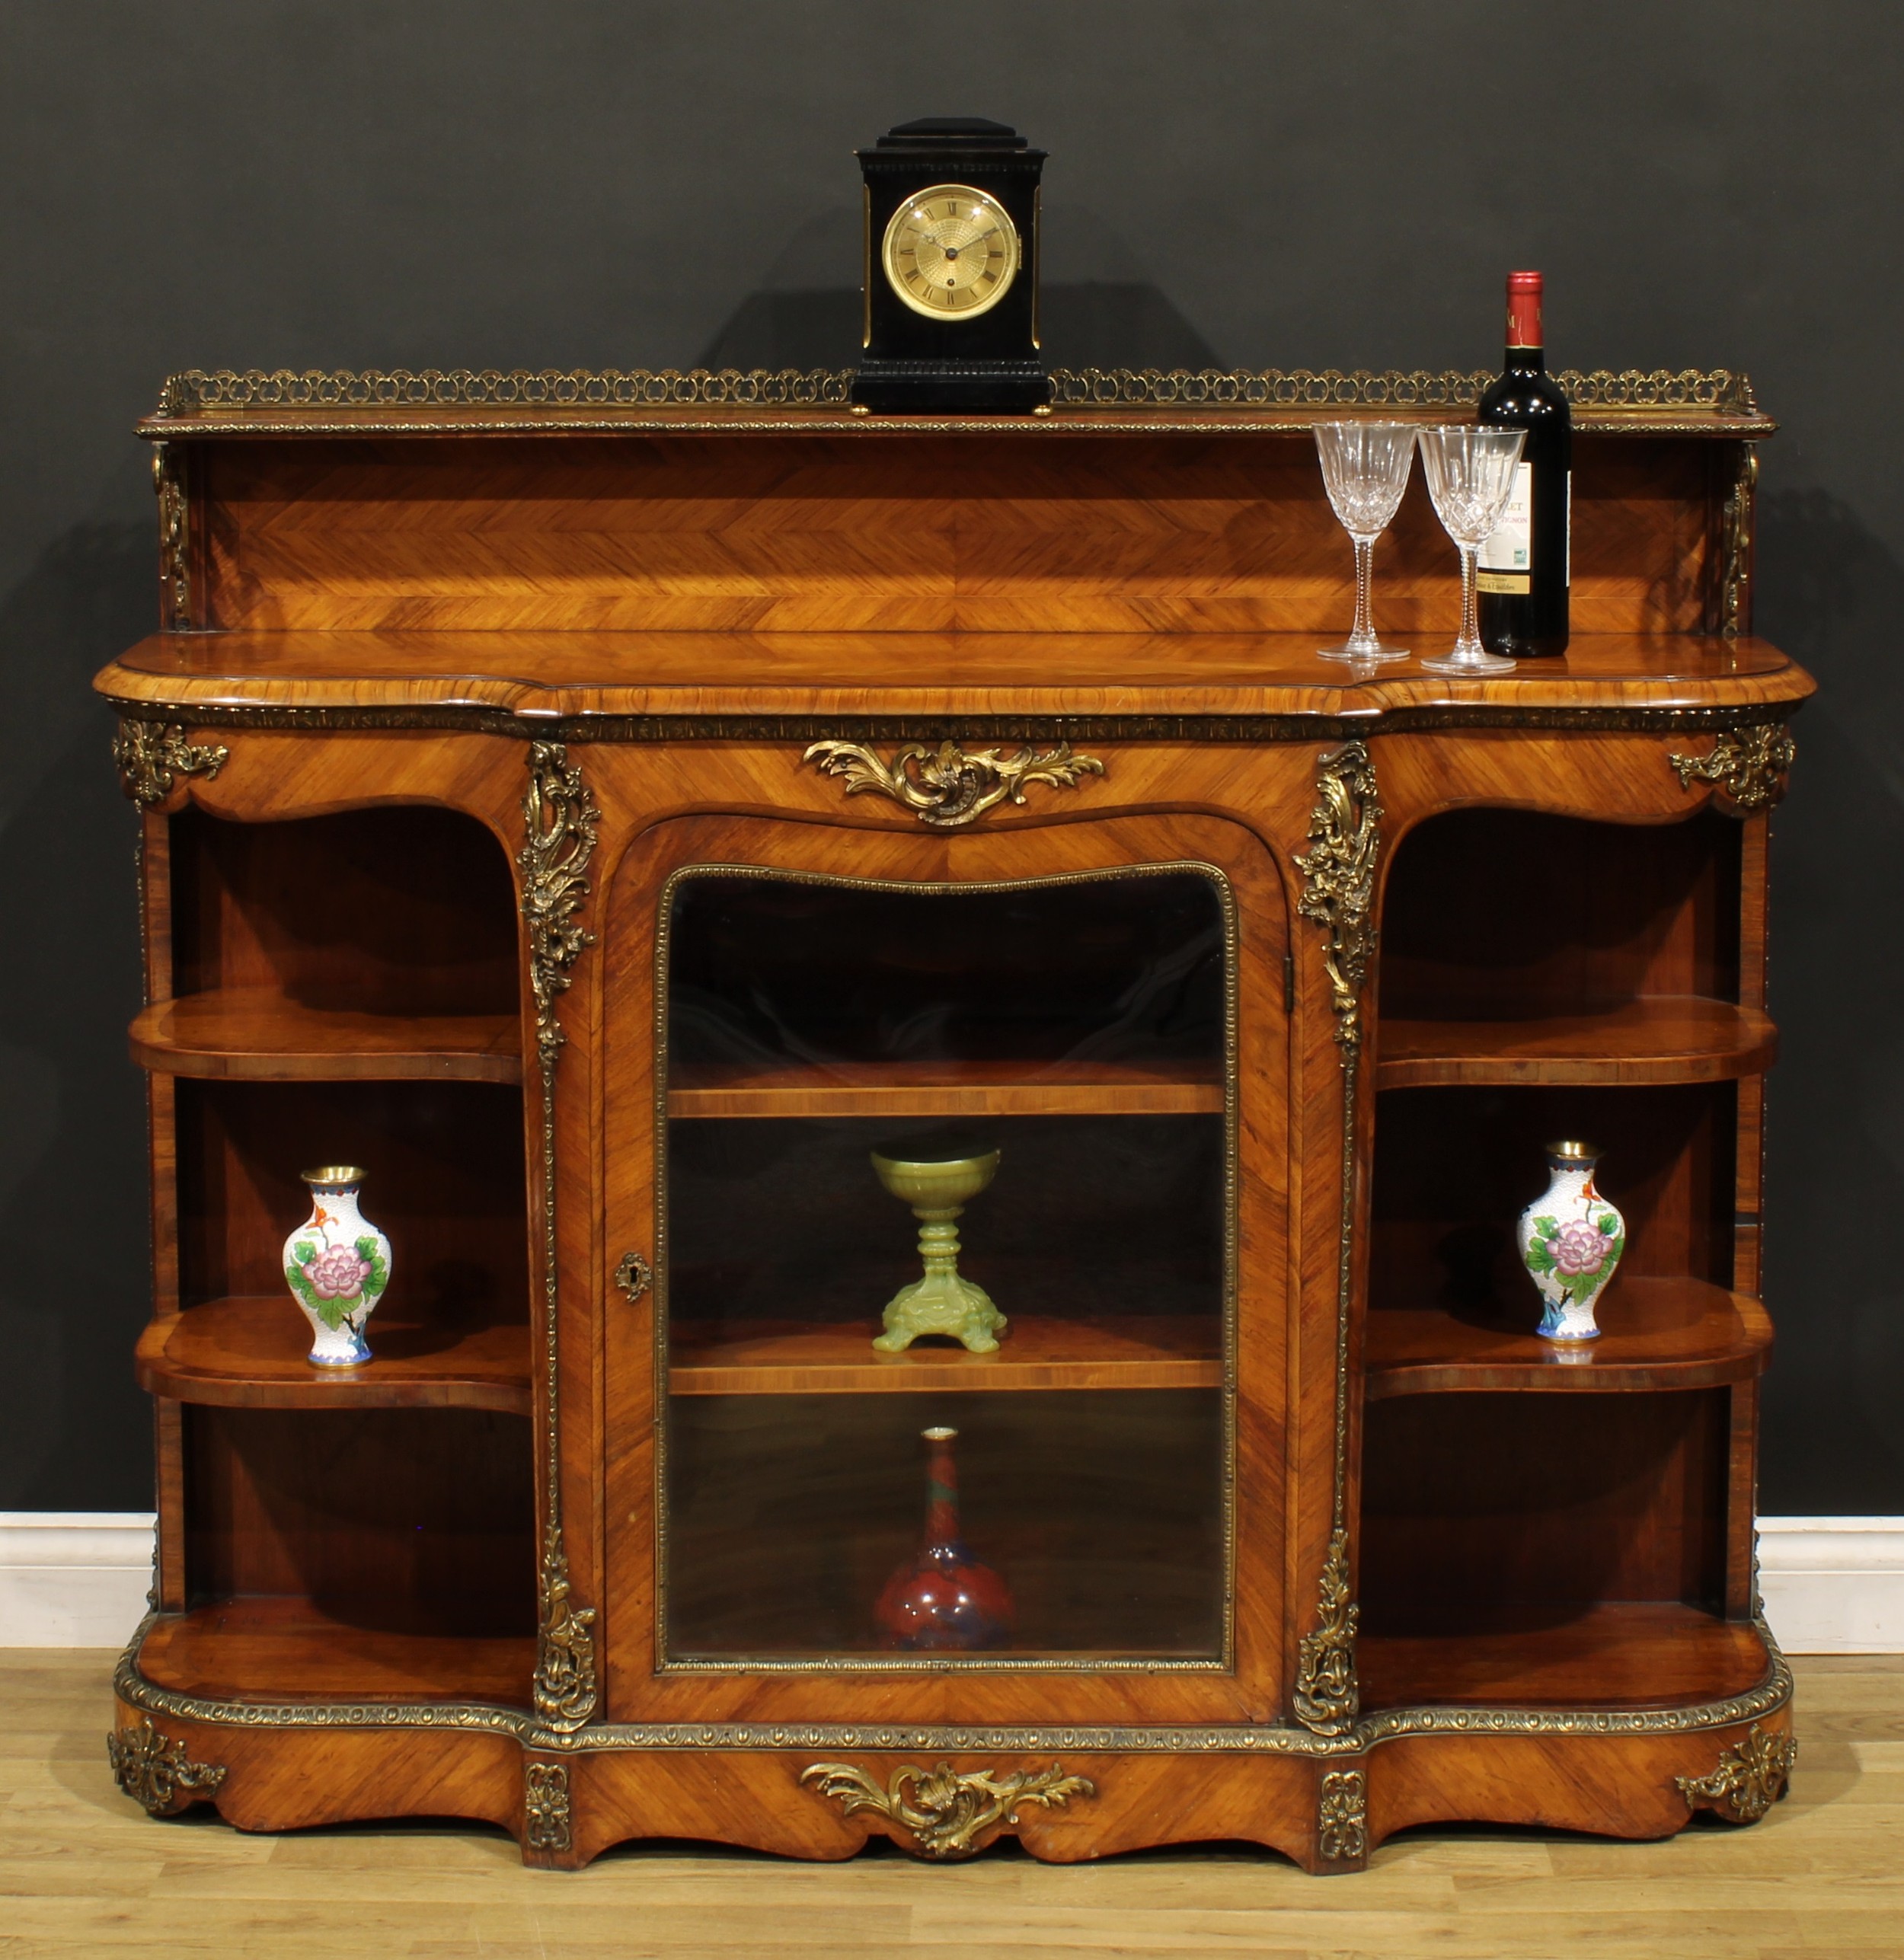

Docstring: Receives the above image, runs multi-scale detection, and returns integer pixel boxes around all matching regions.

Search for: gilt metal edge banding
[518,742,601,1731]
[100,704,1807,744]
[153,366,1760,417]
[111,1615,1793,1751]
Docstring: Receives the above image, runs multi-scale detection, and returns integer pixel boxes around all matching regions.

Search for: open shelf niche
[140,804,535,1701]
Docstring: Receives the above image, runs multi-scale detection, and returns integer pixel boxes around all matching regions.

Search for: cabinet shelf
[666,1058,1225,1120]
[668,1314,1222,1395]
[136,1297,531,1414]
[1366,1275,1771,1399]
[131,987,522,1084]
[1375,997,1775,1089]
[136,1597,535,1705]
[1359,1601,1770,1710]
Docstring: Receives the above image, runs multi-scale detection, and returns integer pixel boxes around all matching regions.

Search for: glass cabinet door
[654,864,1235,1665]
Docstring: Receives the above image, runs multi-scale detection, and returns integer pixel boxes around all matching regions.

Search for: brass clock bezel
[880,183,1021,323]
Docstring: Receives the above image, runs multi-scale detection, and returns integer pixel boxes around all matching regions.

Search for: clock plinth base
[851,359,1049,415]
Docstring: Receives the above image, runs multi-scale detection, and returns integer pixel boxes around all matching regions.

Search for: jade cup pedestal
[869,1145,1005,1354]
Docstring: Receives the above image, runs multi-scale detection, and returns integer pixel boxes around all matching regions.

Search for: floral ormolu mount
[1516,1141,1627,1341]
[281,1165,392,1365]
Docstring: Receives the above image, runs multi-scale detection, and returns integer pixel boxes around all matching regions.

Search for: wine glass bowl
[1312,420,1417,663]
[1415,425,1528,675]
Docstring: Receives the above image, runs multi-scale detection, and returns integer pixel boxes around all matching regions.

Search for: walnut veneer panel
[193,435,1718,635]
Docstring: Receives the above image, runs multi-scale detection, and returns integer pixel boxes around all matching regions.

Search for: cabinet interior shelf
[1375,997,1775,1088]
[136,1297,532,1414]
[1359,1602,1770,1710]
[129,988,522,1084]
[1366,1276,1770,1399]
[668,1314,1222,1395]
[137,1597,535,1705]
[665,1058,1225,1120]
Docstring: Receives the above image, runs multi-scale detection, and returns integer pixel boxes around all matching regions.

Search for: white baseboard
[4,1512,1901,1652]
[1755,1517,1904,1654]
[0,1513,157,1647]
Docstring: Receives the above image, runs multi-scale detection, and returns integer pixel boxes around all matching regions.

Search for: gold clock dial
[881,184,1020,321]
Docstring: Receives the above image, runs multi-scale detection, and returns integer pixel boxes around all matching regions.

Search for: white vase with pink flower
[282,1166,391,1366]
[1516,1141,1625,1341]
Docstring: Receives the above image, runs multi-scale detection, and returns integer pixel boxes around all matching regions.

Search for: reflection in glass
[659,868,1232,1664]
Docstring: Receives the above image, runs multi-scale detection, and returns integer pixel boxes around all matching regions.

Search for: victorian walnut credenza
[100,366,1807,1870]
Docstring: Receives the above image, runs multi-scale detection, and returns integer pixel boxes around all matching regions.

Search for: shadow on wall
[1755,487,1904,1511]
[698,282,1222,375]
[0,522,152,1506]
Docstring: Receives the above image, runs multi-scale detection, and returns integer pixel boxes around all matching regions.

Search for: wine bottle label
[1477,461,1533,593]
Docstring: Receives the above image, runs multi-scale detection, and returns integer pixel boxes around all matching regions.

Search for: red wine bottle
[1477,270,1571,657]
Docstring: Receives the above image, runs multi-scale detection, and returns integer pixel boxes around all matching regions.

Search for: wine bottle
[1477,270,1571,657]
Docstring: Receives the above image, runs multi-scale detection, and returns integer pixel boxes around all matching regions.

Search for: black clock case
[853,123,1048,414]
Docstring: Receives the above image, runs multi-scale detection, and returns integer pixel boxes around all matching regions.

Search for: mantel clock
[853,117,1047,413]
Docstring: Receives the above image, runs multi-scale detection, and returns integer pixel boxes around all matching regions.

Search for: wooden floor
[8,1652,1900,1958]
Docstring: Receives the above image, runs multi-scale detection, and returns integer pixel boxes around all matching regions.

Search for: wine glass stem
[1350,536,1377,648]
[1458,544,1481,654]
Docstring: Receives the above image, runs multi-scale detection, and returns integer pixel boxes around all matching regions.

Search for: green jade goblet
[869,1143,1006,1353]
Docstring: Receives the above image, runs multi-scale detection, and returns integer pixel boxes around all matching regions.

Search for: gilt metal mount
[107,1718,226,1816]
[112,720,228,809]
[803,739,1104,828]
[1669,722,1794,813]
[800,1759,1094,1859]
[1676,1722,1797,1823]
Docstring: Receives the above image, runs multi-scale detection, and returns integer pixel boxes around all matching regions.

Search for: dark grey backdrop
[2,2,1896,1511]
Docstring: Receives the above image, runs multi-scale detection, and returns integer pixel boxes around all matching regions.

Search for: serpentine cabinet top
[98,369,1810,733]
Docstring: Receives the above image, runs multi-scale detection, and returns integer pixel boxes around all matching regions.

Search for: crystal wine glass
[1312,420,1417,662]
[1415,425,1527,675]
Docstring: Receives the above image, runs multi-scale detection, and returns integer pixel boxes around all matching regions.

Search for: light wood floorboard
[5,1652,1899,1958]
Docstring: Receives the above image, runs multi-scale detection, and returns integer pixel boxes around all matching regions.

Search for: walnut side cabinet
[101,367,1809,1869]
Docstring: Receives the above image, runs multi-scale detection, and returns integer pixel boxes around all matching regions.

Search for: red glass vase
[875,1425,1014,1651]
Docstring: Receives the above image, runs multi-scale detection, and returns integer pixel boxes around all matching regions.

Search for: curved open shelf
[136,1297,531,1414]
[135,1597,535,1705]
[668,1314,1222,1396]
[1375,997,1776,1089]
[1365,1275,1771,1399]
[131,988,522,1084]
[1359,1602,1771,1709]
[666,1057,1225,1119]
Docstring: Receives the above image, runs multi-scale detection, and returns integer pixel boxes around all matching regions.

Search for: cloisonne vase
[875,1425,1014,1650]
[282,1166,391,1366]
[1516,1140,1626,1342]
